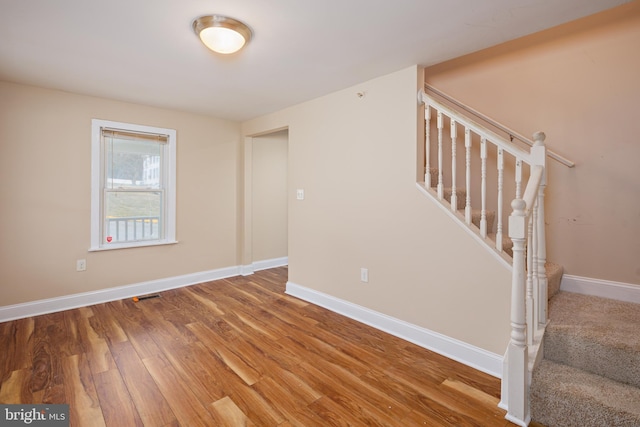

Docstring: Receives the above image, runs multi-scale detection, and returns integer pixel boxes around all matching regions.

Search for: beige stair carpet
[531,292,640,427]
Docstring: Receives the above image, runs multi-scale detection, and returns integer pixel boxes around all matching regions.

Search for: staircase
[531,292,640,426]
[418,85,640,426]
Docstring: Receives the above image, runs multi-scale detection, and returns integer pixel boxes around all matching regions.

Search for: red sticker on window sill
[106,236,113,243]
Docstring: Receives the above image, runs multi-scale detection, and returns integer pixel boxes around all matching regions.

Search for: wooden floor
[0,267,525,426]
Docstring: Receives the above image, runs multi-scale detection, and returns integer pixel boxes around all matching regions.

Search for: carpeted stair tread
[545,292,640,388]
[486,232,513,257]
[470,210,495,233]
[442,187,466,211]
[531,359,640,427]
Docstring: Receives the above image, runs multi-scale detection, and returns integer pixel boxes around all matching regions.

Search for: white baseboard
[242,256,288,276]
[285,281,503,378]
[241,265,255,276]
[561,275,640,304]
[0,265,242,323]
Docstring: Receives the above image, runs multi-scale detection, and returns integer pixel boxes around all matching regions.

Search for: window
[91,119,176,250]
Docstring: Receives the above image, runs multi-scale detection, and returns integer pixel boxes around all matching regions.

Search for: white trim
[241,257,289,276]
[560,275,640,304]
[504,414,530,427]
[285,281,503,378]
[253,257,288,272]
[0,266,240,323]
[90,119,177,251]
[88,240,179,252]
[241,265,255,276]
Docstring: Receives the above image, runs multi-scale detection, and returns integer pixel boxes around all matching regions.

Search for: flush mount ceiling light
[193,15,252,55]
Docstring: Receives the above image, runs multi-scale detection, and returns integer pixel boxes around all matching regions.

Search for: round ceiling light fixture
[193,15,252,55]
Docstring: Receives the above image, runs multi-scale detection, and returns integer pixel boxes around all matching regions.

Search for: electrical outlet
[296,189,305,200]
[360,267,369,283]
[76,259,86,272]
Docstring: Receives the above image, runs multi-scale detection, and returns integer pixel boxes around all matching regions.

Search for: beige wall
[252,130,288,261]
[243,66,512,355]
[424,2,640,286]
[0,81,241,306]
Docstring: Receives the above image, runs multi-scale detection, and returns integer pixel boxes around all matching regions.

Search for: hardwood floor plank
[158,340,227,403]
[30,314,66,404]
[93,368,144,427]
[383,363,507,426]
[2,317,36,378]
[249,376,321,425]
[0,319,33,390]
[103,300,164,360]
[110,341,178,426]
[62,353,106,427]
[441,378,500,407]
[0,369,31,404]
[213,316,304,373]
[290,361,400,426]
[306,395,380,427]
[209,396,256,427]
[187,321,262,386]
[399,408,474,427]
[251,367,336,426]
[181,287,225,316]
[262,366,323,405]
[260,296,320,328]
[227,382,286,426]
[89,303,129,345]
[142,355,219,427]
[356,367,472,426]
[72,308,117,375]
[134,294,199,347]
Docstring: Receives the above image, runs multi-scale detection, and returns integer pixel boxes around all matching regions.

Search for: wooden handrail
[423,85,575,168]
[522,166,543,211]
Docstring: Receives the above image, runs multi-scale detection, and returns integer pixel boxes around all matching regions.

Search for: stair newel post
[437,111,444,200]
[464,128,472,225]
[507,198,531,427]
[450,120,458,212]
[480,138,488,238]
[496,148,504,252]
[425,105,432,187]
[532,131,548,326]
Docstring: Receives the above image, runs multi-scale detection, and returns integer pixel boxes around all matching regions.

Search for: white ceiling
[0,0,629,121]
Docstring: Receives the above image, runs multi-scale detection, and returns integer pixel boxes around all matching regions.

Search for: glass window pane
[104,191,163,243]
[105,138,162,189]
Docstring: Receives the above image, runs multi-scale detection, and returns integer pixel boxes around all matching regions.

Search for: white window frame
[90,119,177,251]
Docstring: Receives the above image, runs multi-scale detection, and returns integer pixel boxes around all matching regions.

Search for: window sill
[88,240,178,252]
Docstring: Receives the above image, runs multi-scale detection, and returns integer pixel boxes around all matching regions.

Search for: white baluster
[496,148,504,251]
[450,119,458,212]
[507,198,530,426]
[526,214,534,347]
[425,105,431,187]
[515,159,523,200]
[537,185,548,327]
[465,128,472,225]
[480,138,487,238]
[437,111,444,200]
[532,195,540,336]
[532,132,548,327]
